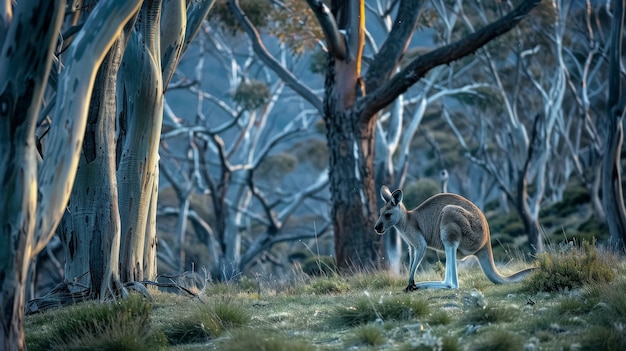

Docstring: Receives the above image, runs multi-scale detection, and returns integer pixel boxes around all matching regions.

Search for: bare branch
[362,0,541,117]
[364,0,423,92]
[305,0,346,60]
[227,0,323,114]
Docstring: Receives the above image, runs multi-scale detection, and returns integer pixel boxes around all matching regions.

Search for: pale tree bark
[115,0,213,283]
[0,3,63,350]
[59,21,133,298]
[117,1,165,283]
[1,0,142,349]
[602,0,626,251]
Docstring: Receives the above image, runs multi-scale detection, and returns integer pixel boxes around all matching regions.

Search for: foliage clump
[233,79,271,111]
[163,299,250,345]
[329,293,429,327]
[27,293,165,351]
[522,240,615,293]
[211,0,272,34]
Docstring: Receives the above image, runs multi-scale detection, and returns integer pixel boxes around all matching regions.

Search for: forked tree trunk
[0,3,64,350]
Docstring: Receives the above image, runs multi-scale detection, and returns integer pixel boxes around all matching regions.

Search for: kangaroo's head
[374,185,404,235]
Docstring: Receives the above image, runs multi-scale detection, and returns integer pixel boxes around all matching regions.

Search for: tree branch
[364,0,423,92]
[362,0,541,118]
[304,0,346,60]
[227,0,323,114]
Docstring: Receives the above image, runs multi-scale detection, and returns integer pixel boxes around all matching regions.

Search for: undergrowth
[23,242,626,351]
[523,239,615,293]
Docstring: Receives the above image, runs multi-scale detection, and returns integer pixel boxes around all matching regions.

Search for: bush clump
[523,240,614,293]
[164,300,250,345]
[468,329,524,351]
[329,294,429,327]
[28,293,165,351]
[349,325,387,347]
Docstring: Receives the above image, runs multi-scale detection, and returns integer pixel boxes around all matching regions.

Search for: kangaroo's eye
[384,213,391,219]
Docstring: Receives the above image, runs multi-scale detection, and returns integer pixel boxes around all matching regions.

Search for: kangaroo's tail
[475,244,536,284]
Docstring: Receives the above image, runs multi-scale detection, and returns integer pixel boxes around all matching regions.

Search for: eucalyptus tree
[158,22,330,278]
[0,1,142,349]
[54,0,215,301]
[229,0,542,270]
[603,0,626,250]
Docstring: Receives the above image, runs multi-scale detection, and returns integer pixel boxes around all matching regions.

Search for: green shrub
[578,325,626,351]
[585,280,626,325]
[29,294,165,351]
[522,240,614,293]
[349,325,386,347]
[468,329,524,351]
[428,310,452,325]
[306,276,349,294]
[164,300,250,344]
[217,329,317,351]
[462,304,517,325]
[301,255,337,276]
[349,270,403,290]
[329,294,429,327]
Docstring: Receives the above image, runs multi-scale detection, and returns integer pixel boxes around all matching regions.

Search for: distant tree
[158,24,329,278]
[229,0,541,270]
[603,0,626,250]
[0,1,141,349]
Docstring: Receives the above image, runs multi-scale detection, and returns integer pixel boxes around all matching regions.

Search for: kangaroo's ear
[391,190,403,206]
[380,185,392,202]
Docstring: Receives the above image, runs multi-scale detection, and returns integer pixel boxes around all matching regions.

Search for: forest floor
[25,244,626,351]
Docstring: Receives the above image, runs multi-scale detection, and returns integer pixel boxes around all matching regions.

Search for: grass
[24,243,626,350]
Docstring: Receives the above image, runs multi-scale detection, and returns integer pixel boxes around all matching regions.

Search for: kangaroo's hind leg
[413,240,459,289]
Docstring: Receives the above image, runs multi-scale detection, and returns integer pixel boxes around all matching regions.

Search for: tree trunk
[0,2,64,350]
[59,36,126,298]
[117,2,164,282]
[602,0,626,251]
[324,65,384,268]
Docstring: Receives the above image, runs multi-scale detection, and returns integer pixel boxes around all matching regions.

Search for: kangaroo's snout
[374,222,385,234]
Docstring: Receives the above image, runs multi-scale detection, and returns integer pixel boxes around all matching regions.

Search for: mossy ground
[25,246,626,350]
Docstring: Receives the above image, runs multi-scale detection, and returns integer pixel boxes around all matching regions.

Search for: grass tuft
[27,293,165,351]
[217,329,317,351]
[349,325,387,347]
[428,309,452,325]
[329,293,429,327]
[468,329,524,351]
[578,324,626,351]
[462,304,517,325]
[523,240,614,293]
[306,276,350,294]
[163,299,250,344]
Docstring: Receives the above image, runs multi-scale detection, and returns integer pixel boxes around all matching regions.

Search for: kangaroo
[374,185,536,291]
